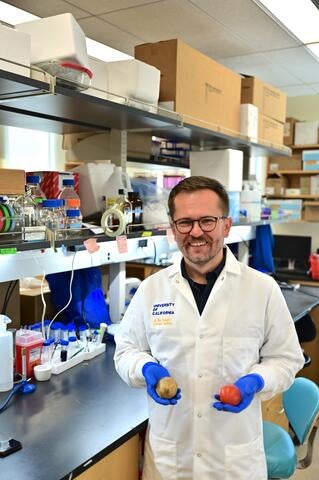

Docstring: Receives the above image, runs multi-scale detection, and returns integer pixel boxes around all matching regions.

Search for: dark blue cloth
[46,267,111,328]
[251,224,275,274]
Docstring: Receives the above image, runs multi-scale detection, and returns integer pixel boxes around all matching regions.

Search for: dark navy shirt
[181,249,227,315]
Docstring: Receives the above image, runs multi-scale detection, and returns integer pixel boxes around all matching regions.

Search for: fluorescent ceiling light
[0,1,131,62]
[86,38,132,62]
[0,1,38,23]
[256,0,319,44]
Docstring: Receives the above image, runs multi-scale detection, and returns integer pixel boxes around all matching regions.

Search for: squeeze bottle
[0,314,14,392]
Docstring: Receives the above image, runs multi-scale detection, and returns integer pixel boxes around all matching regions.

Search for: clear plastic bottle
[40,339,51,365]
[40,199,65,230]
[58,178,80,205]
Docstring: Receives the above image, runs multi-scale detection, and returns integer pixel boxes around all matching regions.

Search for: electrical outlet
[138,239,148,247]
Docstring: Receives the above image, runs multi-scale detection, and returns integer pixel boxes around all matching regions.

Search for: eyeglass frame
[172,216,228,234]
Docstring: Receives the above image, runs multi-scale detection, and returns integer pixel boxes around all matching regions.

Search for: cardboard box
[0,281,20,329]
[27,171,79,199]
[284,117,297,146]
[303,160,319,171]
[294,121,319,145]
[20,287,56,326]
[265,177,288,196]
[303,202,319,222]
[268,153,302,171]
[258,114,284,146]
[310,175,319,195]
[300,177,311,194]
[0,168,25,195]
[135,39,241,134]
[241,76,287,123]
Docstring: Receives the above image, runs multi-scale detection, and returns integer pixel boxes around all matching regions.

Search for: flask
[58,178,80,204]
[0,314,13,392]
[128,191,143,230]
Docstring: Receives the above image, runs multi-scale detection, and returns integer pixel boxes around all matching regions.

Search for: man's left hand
[212,373,264,413]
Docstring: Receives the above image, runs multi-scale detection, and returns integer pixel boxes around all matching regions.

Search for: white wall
[271,95,319,253]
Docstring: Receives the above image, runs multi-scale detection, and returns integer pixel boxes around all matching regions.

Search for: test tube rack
[51,342,106,375]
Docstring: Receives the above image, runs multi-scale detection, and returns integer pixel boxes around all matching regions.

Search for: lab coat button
[199,334,204,339]
[196,453,202,457]
[197,412,202,418]
[198,373,203,378]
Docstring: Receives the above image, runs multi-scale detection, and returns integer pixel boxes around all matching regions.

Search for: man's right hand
[142,362,181,405]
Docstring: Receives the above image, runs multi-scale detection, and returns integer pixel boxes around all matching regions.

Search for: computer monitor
[273,234,312,272]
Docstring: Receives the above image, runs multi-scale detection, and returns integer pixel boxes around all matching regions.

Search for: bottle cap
[66,198,80,207]
[62,179,74,186]
[26,175,40,184]
[42,199,64,208]
[66,209,81,217]
[60,339,69,346]
[68,336,77,342]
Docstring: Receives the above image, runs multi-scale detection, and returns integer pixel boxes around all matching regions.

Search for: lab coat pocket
[225,434,267,480]
[223,336,259,381]
[148,430,177,480]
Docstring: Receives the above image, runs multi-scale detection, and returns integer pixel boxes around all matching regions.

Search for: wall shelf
[268,170,319,176]
[0,69,291,156]
[292,144,319,150]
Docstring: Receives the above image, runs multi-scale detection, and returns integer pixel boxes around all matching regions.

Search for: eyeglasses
[173,216,227,234]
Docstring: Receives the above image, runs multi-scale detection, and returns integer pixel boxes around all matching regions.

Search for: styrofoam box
[294,121,319,146]
[0,25,30,76]
[106,59,160,105]
[17,13,89,68]
[84,56,108,100]
[190,149,243,191]
[240,104,258,142]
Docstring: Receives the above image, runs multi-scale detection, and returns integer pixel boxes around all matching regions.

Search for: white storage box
[294,121,319,145]
[73,162,115,217]
[84,56,108,100]
[190,149,243,191]
[240,104,258,142]
[106,59,160,106]
[0,25,30,77]
[17,13,89,68]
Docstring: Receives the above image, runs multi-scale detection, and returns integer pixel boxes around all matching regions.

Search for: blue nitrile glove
[142,362,182,406]
[213,373,264,413]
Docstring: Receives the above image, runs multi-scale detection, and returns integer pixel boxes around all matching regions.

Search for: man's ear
[223,217,232,238]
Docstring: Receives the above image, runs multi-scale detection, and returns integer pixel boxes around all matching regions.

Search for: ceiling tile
[189,0,301,53]
[77,16,144,54]
[3,0,90,19]
[66,0,162,15]
[100,0,255,58]
[280,85,317,96]
[220,53,302,87]
[263,47,319,84]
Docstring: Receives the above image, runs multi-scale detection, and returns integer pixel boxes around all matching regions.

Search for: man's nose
[190,220,203,236]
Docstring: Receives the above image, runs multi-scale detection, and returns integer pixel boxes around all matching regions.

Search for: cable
[48,251,77,334]
[1,280,18,315]
[148,237,157,264]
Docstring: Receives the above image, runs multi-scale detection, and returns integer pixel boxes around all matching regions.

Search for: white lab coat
[114,247,304,480]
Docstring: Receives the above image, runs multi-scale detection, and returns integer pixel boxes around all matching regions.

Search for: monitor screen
[273,234,311,271]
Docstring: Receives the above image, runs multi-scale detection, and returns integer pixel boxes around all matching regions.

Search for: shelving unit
[0,68,293,321]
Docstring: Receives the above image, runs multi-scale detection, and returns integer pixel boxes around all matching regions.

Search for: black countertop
[0,344,148,480]
[281,285,319,322]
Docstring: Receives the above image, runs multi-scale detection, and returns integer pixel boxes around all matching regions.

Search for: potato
[156,377,178,399]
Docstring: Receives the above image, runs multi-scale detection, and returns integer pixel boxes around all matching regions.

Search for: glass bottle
[128,191,143,230]
[58,178,80,206]
[116,189,132,225]
[65,209,82,233]
[40,199,65,231]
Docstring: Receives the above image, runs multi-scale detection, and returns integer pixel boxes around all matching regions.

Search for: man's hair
[168,176,229,219]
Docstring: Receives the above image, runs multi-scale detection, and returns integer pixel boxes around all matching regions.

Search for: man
[114,176,304,480]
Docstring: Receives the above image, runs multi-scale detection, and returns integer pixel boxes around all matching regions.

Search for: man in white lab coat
[114,176,304,480]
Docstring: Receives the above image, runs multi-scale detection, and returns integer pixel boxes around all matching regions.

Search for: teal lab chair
[263,377,319,479]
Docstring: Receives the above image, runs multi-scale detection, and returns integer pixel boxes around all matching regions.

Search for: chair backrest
[283,377,319,445]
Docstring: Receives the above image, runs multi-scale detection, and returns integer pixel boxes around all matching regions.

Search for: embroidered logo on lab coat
[151,302,175,327]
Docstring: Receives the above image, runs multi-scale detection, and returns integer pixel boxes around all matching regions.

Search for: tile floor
[291,431,319,479]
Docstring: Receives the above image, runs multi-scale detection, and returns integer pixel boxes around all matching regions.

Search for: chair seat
[263,421,297,479]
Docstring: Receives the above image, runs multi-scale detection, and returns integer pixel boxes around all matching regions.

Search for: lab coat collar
[167,245,241,279]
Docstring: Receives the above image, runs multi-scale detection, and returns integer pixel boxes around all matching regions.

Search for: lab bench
[0,343,148,480]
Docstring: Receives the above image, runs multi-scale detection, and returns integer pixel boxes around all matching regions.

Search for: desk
[281,286,319,322]
[0,344,148,480]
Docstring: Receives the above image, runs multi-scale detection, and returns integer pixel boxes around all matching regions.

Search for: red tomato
[219,384,242,406]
